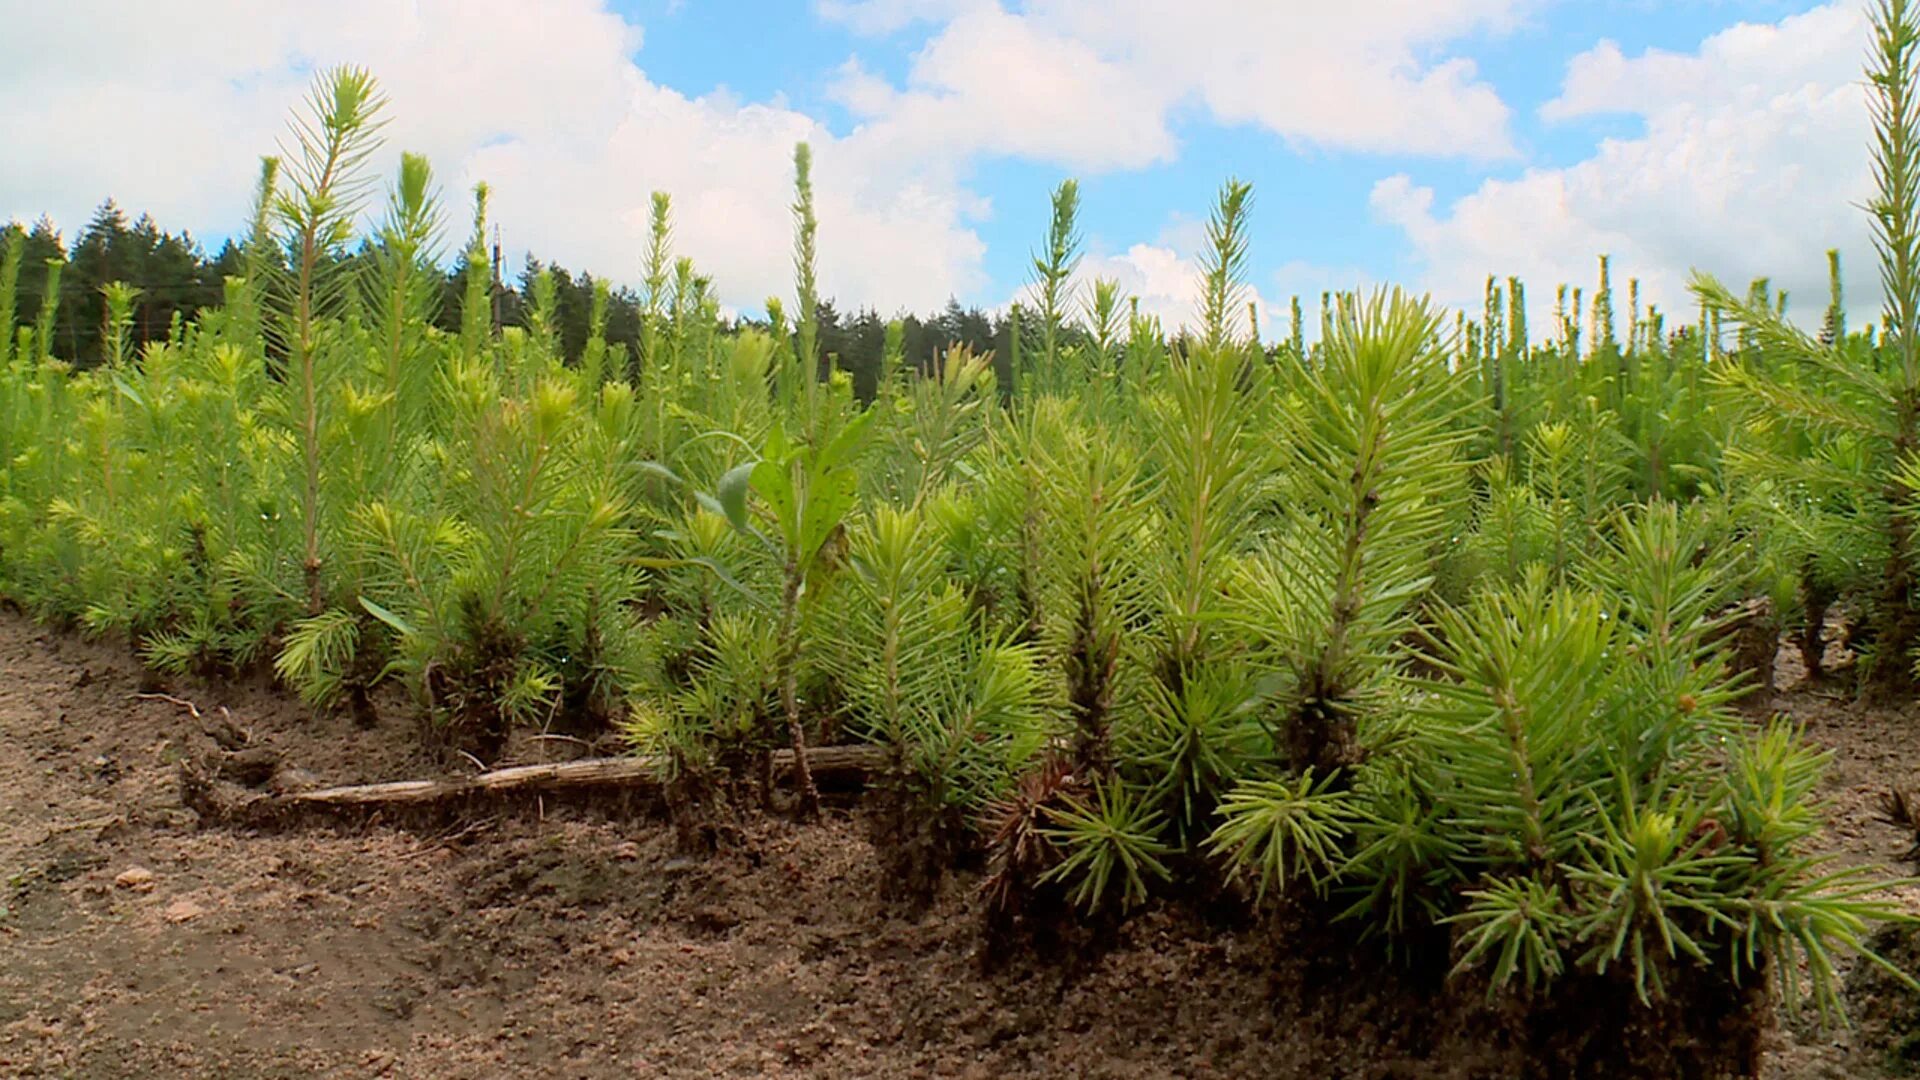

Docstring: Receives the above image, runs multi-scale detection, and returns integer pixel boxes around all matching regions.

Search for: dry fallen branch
[182,745,884,829]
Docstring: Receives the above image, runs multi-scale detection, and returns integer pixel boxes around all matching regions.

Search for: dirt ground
[2,612,1919,1079]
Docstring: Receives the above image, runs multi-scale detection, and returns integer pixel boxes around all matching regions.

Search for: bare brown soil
[1,611,1918,1078]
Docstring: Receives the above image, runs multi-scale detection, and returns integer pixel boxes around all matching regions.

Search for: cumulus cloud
[1543,5,1860,122]
[1375,2,1877,335]
[0,0,988,314]
[824,0,1531,159]
[830,8,1178,171]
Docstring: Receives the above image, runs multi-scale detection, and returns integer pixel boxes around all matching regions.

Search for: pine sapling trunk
[1874,391,1920,695]
[1067,582,1116,773]
[276,70,385,618]
[1800,559,1834,680]
[298,227,325,615]
[777,559,822,820]
[1022,516,1044,644]
[1018,460,1045,644]
[1492,351,1511,461]
[1288,480,1377,781]
[1869,0,1920,697]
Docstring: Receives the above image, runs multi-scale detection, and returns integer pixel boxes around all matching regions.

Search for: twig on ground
[131,692,202,719]
[529,733,594,750]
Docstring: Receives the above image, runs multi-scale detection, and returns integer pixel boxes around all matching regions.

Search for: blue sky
[0,0,1882,335]
[628,0,1831,302]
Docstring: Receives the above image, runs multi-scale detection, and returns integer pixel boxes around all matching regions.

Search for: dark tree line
[3,201,1013,394]
[6,204,229,364]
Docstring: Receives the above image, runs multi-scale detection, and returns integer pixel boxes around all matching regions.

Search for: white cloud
[831,8,1178,171]
[1543,5,1861,122]
[826,0,1531,160]
[814,0,986,35]
[0,0,988,315]
[1376,2,1877,336]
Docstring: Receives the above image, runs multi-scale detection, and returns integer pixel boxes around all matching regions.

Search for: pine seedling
[528,267,561,361]
[99,283,139,369]
[873,317,902,397]
[269,65,386,615]
[223,157,281,355]
[34,259,61,365]
[581,278,612,389]
[1208,768,1358,898]
[1627,277,1641,353]
[1133,327,1272,841]
[1740,279,1772,352]
[1414,507,1909,1015]
[1004,302,1025,392]
[791,143,821,422]
[1207,291,1470,899]
[1083,276,1124,374]
[1492,276,1524,459]
[1235,289,1470,776]
[1028,403,1154,772]
[638,191,673,381]
[1122,298,1163,389]
[830,504,964,754]
[0,226,22,369]
[273,151,446,712]
[710,409,876,818]
[1697,0,1920,694]
[876,343,994,507]
[1594,256,1617,359]
[1198,179,1253,355]
[829,504,1050,841]
[362,373,631,755]
[0,229,25,515]
[458,184,493,364]
[1822,249,1846,346]
[1484,276,1504,363]
[1039,779,1173,913]
[366,152,443,448]
[1028,179,1083,397]
[631,608,779,808]
[1507,277,1527,359]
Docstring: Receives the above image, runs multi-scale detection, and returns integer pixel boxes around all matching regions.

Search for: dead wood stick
[185,745,885,825]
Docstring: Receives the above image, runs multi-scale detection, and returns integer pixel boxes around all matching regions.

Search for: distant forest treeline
[1,200,1033,399]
